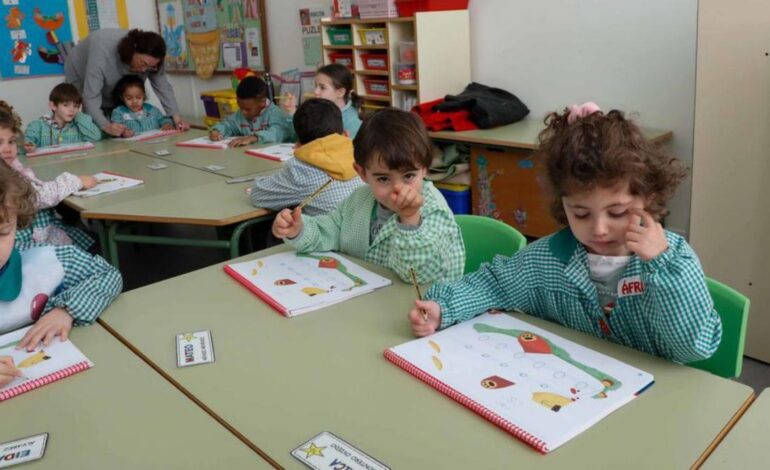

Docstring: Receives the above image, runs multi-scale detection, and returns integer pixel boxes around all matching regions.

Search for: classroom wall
[467,0,698,236]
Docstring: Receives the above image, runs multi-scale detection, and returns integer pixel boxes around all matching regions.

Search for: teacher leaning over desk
[64,28,191,137]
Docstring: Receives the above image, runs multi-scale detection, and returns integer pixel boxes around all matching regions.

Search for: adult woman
[64,28,190,136]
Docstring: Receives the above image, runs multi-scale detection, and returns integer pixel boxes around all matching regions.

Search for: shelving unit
[320,10,470,113]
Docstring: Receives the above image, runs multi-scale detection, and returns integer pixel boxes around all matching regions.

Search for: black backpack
[435,82,529,129]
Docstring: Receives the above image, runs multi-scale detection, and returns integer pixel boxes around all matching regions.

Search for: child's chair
[688,277,750,379]
[455,215,527,274]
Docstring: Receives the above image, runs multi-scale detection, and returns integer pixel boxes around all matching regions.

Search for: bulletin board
[156,0,270,78]
[0,0,74,79]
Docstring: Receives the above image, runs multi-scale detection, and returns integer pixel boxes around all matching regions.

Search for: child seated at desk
[249,98,363,215]
[272,108,465,284]
[408,103,722,364]
[1,102,96,250]
[209,76,291,147]
[23,83,101,152]
[0,163,122,386]
[110,74,175,138]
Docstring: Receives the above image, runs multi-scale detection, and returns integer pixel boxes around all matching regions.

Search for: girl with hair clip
[407,102,722,364]
[280,64,362,139]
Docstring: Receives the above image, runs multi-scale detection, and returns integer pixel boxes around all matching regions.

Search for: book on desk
[244,143,295,162]
[26,142,95,157]
[73,171,144,198]
[176,136,234,149]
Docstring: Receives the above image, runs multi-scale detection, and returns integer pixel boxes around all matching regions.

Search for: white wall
[468,0,698,235]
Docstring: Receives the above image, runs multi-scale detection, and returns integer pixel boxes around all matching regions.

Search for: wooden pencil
[409,267,429,322]
[297,178,333,210]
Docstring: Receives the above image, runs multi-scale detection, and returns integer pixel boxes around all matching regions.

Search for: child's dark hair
[118,29,166,69]
[0,101,22,134]
[112,75,146,107]
[293,98,343,145]
[537,107,687,225]
[0,162,37,229]
[317,64,360,109]
[49,83,83,106]
[236,76,267,100]
[353,108,431,170]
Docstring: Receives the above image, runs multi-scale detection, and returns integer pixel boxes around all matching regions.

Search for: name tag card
[175,330,216,368]
[292,432,389,470]
[0,433,48,468]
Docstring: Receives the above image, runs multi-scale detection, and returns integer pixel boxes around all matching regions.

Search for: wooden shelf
[359,94,392,102]
[322,17,413,26]
[354,45,388,50]
[355,69,389,76]
[323,45,353,50]
[391,84,418,91]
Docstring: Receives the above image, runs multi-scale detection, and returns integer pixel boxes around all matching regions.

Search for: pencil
[97,178,117,184]
[297,178,333,210]
[409,267,429,322]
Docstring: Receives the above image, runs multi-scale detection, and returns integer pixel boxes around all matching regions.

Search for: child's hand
[17,308,74,352]
[121,128,135,138]
[280,92,297,115]
[625,208,668,261]
[272,207,303,239]
[0,357,22,387]
[23,142,36,153]
[229,136,257,147]
[391,183,424,226]
[209,130,222,141]
[409,300,441,337]
[161,122,175,131]
[79,175,98,189]
[103,122,128,137]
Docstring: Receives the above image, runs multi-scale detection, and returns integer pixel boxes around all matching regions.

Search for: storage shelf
[322,17,414,25]
[356,69,389,76]
[391,84,418,91]
[323,45,353,50]
[354,45,388,50]
[359,94,392,102]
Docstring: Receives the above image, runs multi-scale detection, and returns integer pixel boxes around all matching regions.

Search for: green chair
[455,214,527,274]
[688,278,750,379]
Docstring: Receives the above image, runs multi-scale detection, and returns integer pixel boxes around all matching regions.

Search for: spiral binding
[0,361,91,401]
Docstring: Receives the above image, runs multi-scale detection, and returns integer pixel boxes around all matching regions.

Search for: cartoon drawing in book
[295,253,366,290]
[18,350,51,369]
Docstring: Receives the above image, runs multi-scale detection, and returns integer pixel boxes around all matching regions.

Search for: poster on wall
[0,0,74,79]
[299,8,324,67]
[73,0,129,39]
[158,0,189,70]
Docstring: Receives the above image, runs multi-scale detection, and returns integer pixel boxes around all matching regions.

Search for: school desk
[127,129,284,179]
[0,325,272,468]
[31,151,273,267]
[96,245,754,469]
[429,120,673,237]
[701,388,770,468]
[22,138,132,169]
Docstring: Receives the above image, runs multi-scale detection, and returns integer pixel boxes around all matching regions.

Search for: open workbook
[244,143,295,162]
[224,251,392,317]
[384,312,654,453]
[73,172,143,198]
[116,129,182,142]
[176,136,235,149]
[26,142,95,157]
[0,326,94,402]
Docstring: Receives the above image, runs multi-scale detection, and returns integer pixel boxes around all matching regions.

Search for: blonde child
[23,83,101,151]
[209,76,292,147]
[272,108,464,284]
[250,98,363,215]
[281,64,362,139]
[409,103,722,364]
[0,102,95,249]
[0,164,122,386]
[110,74,175,137]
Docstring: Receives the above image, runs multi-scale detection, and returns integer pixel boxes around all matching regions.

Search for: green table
[128,129,284,178]
[22,138,132,168]
[0,325,273,468]
[701,388,770,468]
[98,245,754,469]
[31,151,272,266]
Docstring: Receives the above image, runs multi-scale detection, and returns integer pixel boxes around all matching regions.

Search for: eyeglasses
[135,55,160,72]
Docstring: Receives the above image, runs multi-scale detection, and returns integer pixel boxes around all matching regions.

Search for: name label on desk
[175,330,216,368]
[0,433,48,468]
[292,431,390,470]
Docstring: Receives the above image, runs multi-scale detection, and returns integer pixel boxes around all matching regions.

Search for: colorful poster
[73,0,128,40]
[182,0,219,78]
[158,0,188,69]
[0,0,74,79]
[299,8,323,67]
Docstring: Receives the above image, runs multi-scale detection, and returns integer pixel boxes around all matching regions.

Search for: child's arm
[73,112,102,142]
[250,162,319,210]
[0,357,22,387]
[110,108,137,137]
[23,120,43,147]
[31,172,87,208]
[282,203,346,253]
[147,104,174,130]
[254,107,290,144]
[42,246,123,326]
[210,113,241,138]
[425,253,530,330]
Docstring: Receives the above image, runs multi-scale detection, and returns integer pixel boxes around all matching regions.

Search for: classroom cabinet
[320,10,471,113]
[689,0,770,362]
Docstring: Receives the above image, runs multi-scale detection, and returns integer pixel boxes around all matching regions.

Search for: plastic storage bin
[363,78,389,96]
[358,27,387,45]
[397,63,416,84]
[436,183,471,214]
[328,51,354,68]
[399,40,416,63]
[200,89,238,119]
[203,116,220,128]
[357,0,398,18]
[395,0,469,17]
[326,26,353,45]
[360,53,389,71]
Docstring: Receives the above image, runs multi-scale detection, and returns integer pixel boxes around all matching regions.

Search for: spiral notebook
[384,312,654,453]
[116,129,182,142]
[244,143,295,162]
[224,251,392,317]
[176,136,235,149]
[0,326,93,402]
[26,142,95,157]
[73,172,144,198]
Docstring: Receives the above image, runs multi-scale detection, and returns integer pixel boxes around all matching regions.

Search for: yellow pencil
[409,267,428,322]
[297,178,333,210]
